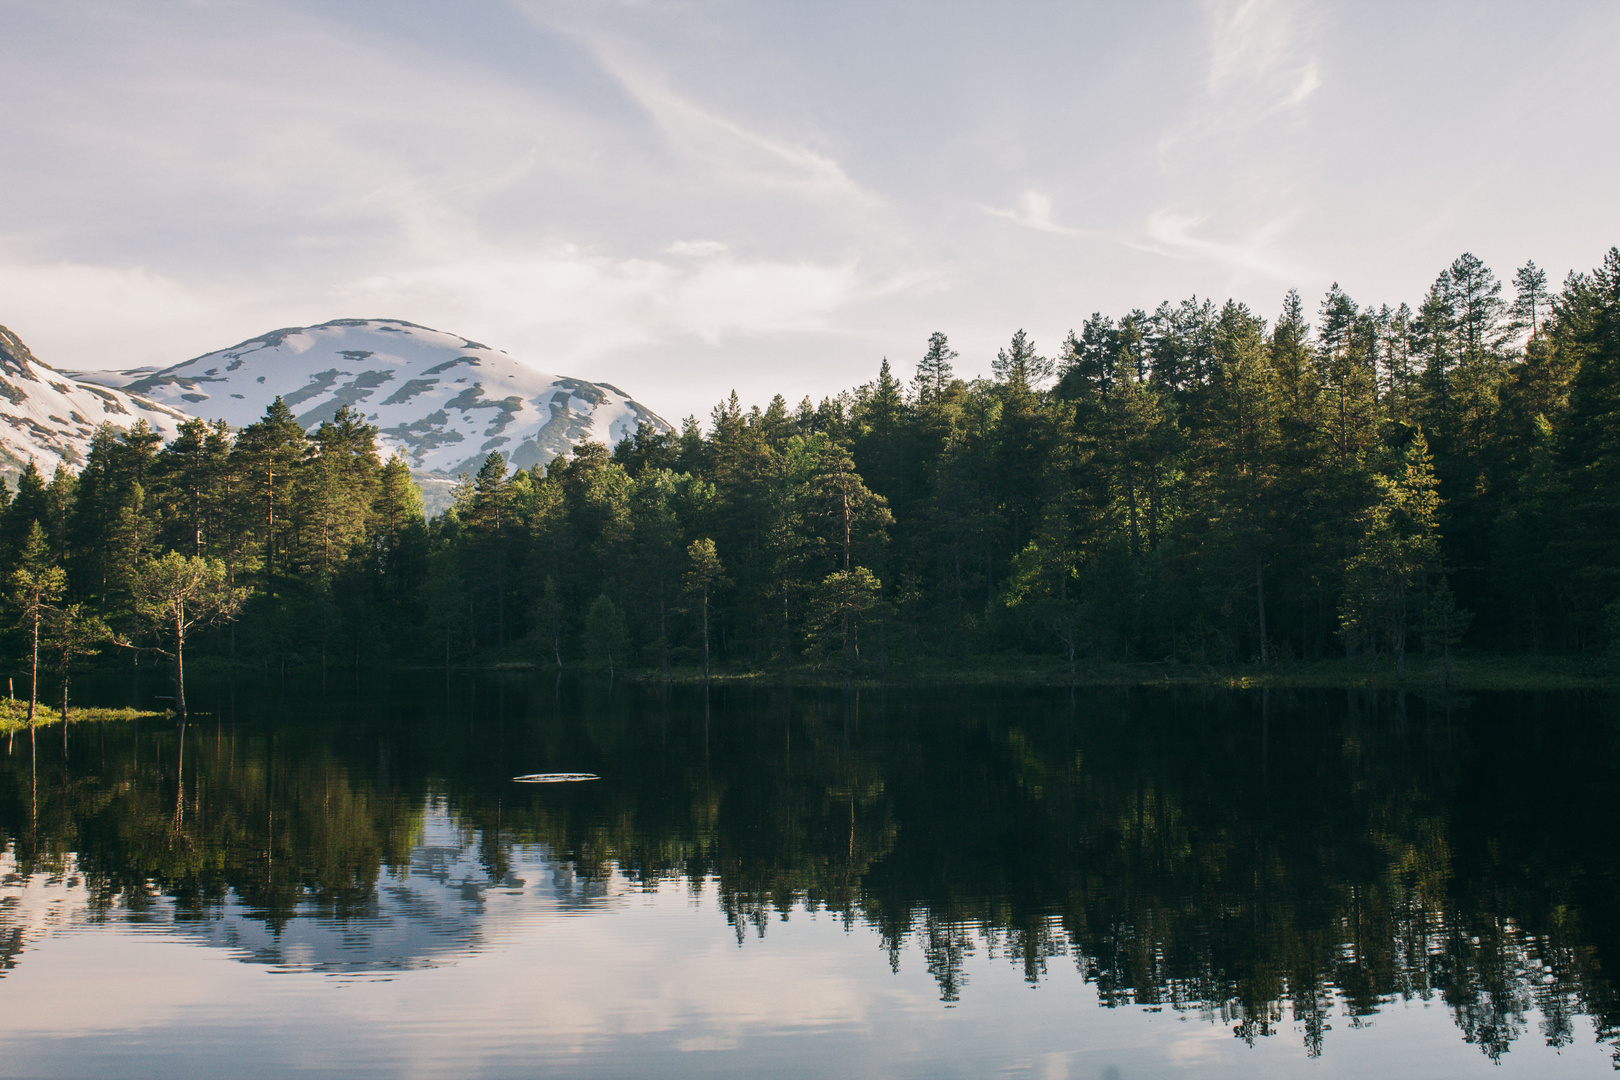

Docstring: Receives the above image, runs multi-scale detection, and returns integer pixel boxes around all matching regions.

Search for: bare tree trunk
[1255,555,1269,664]
[841,610,852,689]
[701,589,711,682]
[661,590,671,681]
[174,612,188,723]
[27,609,38,728]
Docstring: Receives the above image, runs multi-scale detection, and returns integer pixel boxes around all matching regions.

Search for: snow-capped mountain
[73,319,670,477]
[0,324,189,477]
[0,804,625,978]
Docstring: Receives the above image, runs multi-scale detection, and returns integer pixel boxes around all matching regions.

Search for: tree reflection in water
[0,677,1615,1065]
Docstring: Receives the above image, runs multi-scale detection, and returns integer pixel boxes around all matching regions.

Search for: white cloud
[344,244,863,360]
[0,252,247,370]
[664,240,730,258]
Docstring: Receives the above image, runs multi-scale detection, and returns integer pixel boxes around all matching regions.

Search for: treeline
[2,247,1618,675]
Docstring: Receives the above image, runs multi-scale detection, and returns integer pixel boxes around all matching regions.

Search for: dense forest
[3,247,1619,682]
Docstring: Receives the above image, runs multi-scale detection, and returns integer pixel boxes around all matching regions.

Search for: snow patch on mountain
[72,319,670,478]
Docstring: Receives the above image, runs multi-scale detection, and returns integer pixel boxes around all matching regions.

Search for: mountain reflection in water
[0,677,1616,1071]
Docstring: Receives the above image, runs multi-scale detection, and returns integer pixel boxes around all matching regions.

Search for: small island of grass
[0,698,167,737]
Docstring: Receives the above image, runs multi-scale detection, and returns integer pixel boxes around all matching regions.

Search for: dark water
[1,676,1617,1078]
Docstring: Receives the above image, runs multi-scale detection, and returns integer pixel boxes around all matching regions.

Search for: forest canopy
[3,247,1618,678]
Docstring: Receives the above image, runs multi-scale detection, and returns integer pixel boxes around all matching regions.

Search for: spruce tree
[231,398,308,587]
[914,332,957,409]
[1512,260,1550,340]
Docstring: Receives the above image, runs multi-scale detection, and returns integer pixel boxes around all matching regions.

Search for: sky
[2,0,1618,425]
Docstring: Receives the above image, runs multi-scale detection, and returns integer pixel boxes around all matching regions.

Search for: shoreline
[464,654,1620,692]
[128,653,1620,693]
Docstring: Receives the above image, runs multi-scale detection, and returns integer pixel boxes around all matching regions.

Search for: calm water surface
[1,676,1617,1078]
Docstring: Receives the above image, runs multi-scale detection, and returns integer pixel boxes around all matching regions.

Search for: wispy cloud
[1130,0,1322,282]
[980,191,1096,238]
[525,10,872,210]
[1124,209,1301,280]
[1198,0,1322,137]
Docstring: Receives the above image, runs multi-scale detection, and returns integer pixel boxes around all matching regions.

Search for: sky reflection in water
[0,678,1616,1078]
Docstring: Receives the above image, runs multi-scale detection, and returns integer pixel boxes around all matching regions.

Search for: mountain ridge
[70,318,672,479]
[0,324,189,477]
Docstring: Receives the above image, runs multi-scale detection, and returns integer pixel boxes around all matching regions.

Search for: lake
[1,675,1617,1078]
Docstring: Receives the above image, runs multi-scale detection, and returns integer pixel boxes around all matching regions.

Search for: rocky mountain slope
[72,319,671,479]
[0,324,189,477]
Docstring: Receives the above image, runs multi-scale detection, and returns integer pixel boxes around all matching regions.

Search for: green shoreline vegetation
[2,247,1620,706]
[0,698,166,736]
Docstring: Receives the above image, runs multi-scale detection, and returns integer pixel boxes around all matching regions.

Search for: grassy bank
[0,699,168,736]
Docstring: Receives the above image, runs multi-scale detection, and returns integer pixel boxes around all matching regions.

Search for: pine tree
[1375,303,1419,421]
[1196,301,1282,661]
[371,452,426,605]
[1450,252,1509,365]
[1512,260,1551,341]
[43,602,110,749]
[231,398,309,587]
[629,470,691,676]
[914,332,957,410]
[124,553,248,722]
[153,418,229,557]
[810,566,881,683]
[683,538,728,681]
[1420,576,1472,677]
[2,459,50,564]
[807,441,893,574]
[301,405,381,578]
[68,425,128,606]
[582,593,630,678]
[1558,247,1620,640]
[992,329,1053,388]
[532,575,564,668]
[424,544,470,670]
[1415,269,1459,421]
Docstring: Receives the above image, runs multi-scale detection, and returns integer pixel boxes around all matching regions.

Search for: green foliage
[1339,429,1441,668]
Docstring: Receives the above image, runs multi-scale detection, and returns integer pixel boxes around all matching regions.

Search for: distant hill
[0,324,188,478]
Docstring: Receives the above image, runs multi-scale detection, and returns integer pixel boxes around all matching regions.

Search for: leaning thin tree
[45,602,111,754]
[7,523,66,766]
[122,553,249,722]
